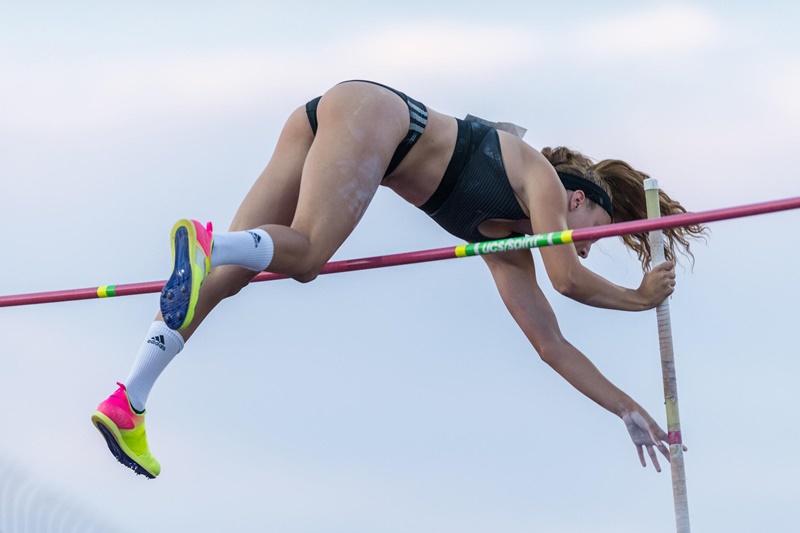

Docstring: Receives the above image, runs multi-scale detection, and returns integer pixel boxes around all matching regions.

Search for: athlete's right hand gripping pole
[644,178,690,532]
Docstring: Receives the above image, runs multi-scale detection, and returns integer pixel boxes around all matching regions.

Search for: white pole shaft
[643,178,690,533]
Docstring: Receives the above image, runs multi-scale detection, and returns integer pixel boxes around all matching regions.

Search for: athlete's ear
[568,189,586,211]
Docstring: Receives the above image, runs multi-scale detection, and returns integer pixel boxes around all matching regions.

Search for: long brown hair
[541,146,706,269]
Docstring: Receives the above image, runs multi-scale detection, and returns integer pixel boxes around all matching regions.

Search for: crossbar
[2,196,799,308]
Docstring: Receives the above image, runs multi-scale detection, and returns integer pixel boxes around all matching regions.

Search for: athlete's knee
[293,271,318,284]
[277,226,332,283]
[291,255,327,284]
[289,243,330,283]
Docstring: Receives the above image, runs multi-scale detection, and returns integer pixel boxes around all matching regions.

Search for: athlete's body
[92,80,700,479]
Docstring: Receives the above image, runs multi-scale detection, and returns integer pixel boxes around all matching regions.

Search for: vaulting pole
[1,196,799,308]
[644,178,690,532]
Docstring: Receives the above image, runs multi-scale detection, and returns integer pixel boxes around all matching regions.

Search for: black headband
[557,171,614,219]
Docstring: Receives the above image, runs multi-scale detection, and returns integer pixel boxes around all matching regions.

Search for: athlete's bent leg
[257,82,411,283]
[92,106,316,476]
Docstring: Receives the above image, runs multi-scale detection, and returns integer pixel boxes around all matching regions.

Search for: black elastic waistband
[420,119,491,214]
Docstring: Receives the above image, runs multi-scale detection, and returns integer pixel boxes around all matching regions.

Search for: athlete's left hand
[621,408,684,472]
[636,261,676,309]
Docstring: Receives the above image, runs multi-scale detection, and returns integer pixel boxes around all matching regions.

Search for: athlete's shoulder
[499,134,557,188]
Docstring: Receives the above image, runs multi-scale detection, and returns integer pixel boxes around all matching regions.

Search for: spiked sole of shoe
[92,417,157,479]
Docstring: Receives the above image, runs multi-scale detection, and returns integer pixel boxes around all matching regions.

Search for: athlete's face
[565,190,612,259]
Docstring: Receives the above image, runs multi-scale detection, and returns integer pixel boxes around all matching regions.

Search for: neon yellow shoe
[160,219,214,330]
[91,383,160,478]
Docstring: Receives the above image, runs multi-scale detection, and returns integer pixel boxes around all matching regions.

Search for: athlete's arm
[482,250,670,471]
[518,154,673,311]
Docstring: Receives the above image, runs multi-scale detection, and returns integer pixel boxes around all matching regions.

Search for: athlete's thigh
[229,106,314,232]
[289,82,409,262]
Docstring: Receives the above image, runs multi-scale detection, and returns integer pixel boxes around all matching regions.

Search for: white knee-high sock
[125,321,185,412]
[211,229,274,271]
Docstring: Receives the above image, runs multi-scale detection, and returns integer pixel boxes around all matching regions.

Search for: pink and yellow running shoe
[160,219,213,330]
[91,383,160,478]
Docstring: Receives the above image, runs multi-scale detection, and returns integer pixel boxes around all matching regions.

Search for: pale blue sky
[1,2,799,532]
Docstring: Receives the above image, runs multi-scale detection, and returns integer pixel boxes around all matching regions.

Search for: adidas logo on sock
[247,231,262,247]
[147,335,166,351]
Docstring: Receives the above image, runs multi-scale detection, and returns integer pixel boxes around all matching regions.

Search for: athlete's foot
[160,219,213,330]
[91,383,161,478]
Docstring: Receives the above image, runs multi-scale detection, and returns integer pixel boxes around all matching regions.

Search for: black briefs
[419,118,528,243]
[304,80,428,178]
